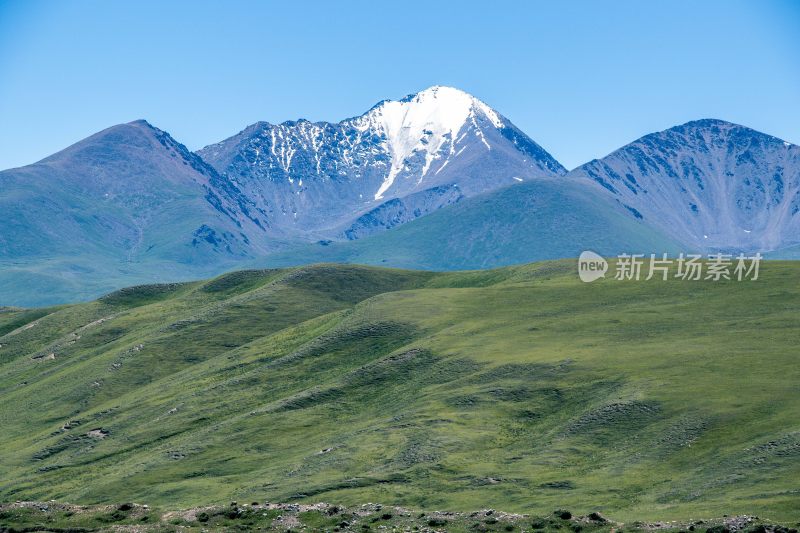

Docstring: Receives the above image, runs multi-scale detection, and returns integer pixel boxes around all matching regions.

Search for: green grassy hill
[255,178,682,270]
[1,262,798,522]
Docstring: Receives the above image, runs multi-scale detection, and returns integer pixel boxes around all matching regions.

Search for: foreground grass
[0,261,799,522]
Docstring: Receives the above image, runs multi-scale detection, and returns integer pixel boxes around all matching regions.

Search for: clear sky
[1,0,798,171]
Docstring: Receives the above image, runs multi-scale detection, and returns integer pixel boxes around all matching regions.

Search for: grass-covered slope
[255,178,682,270]
[0,262,798,522]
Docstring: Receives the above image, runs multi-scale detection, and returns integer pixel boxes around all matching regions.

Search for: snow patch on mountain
[353,86,504,199]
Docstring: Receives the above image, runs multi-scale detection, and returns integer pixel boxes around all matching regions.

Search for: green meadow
[0,261,798,523]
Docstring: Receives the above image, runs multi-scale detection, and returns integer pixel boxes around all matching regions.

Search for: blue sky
[1,0,798,171]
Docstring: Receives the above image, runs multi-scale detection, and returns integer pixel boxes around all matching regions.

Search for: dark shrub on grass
[531,518,547,529]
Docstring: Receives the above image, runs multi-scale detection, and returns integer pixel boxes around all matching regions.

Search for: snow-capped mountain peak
[197,86,564,236]
[355,86,506,199]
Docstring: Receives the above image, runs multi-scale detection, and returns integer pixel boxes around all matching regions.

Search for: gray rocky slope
[569,119,800,253]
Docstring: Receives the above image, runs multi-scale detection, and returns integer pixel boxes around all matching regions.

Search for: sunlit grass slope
[0,262,798,521]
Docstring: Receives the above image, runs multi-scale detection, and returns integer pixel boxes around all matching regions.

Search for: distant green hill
[255,178,682,270]
[1,262,798,522]
[0,177,680,308]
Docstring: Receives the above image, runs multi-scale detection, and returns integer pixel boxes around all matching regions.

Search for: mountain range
[0,86,797,305]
